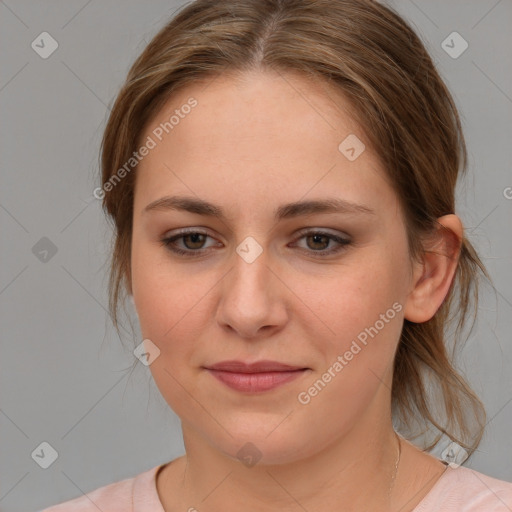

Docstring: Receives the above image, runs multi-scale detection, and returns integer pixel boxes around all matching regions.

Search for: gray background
[0,1,511,510]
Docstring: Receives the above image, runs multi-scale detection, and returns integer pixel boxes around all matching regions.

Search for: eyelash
[159,229,351,258]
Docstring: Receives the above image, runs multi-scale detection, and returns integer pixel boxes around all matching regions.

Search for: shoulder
[38,464,165,512]
[414,463,512,511]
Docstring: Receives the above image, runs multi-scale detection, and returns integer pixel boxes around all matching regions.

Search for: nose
[215,245,289,340]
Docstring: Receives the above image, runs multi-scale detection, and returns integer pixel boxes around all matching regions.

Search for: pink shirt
[39,462,512,511]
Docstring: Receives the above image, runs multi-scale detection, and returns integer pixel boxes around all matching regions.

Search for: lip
[204,360,309,393]
[206,360,306,373]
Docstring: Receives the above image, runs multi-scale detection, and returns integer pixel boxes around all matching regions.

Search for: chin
[203,417,318,467]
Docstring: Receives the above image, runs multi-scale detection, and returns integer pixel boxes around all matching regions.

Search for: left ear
[403,214,463,323]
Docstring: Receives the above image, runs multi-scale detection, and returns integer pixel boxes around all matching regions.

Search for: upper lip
[205,360,307,373]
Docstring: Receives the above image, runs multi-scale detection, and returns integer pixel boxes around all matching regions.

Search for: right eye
[160,230,220,257]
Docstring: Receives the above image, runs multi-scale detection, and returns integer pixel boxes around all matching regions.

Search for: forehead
[144,69,362,154]
[134,70,396,218]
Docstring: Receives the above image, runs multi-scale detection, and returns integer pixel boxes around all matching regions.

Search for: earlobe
[403,215,463,323]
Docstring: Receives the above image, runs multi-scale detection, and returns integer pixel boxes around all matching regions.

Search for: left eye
[160,229,351,257]
[292,230,351,255]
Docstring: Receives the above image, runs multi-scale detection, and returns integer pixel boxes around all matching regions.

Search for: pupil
[310,234,327,250]
[186,233,205,249]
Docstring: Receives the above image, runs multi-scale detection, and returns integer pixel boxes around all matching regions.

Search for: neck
[167,420,401,511]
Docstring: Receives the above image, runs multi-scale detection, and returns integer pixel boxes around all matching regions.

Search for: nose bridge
[216,235,286,337]
[229,235,273,303]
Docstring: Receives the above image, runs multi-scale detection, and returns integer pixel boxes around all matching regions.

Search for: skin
[130,70,462,511]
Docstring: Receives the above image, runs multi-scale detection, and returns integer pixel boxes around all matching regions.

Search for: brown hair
[100,0,490,456]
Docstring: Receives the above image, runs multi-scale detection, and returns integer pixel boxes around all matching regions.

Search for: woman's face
[131,70,416,464]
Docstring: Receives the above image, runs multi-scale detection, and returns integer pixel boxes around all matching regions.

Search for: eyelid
[293,226,350,239]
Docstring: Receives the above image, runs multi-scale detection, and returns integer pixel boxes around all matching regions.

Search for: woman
[41,0,512,510]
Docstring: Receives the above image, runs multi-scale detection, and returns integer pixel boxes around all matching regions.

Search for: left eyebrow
[142,195,376,220]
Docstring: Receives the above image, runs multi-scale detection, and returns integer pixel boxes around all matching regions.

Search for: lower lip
[206,369,307,392]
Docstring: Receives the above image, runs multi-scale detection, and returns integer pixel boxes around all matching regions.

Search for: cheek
[296,263,404,421]
[133,267,205,348]
[130,242,208,413]
[130,237,221,395]
[306,256,405,345]
[131,233,197,328]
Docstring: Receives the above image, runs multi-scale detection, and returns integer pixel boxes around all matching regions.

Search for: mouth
[203,360,310,393]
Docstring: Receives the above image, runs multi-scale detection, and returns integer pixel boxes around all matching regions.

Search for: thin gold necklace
[389,431,402,498]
